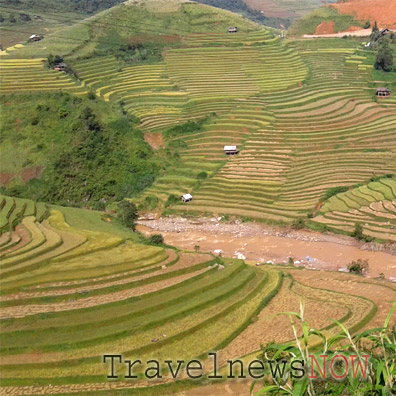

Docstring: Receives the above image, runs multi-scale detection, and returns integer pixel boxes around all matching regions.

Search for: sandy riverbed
[137,216,396,279]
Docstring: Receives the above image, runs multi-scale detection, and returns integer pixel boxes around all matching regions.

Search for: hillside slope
[193,0,336,29]
[0,92,161,208]
[0,0,125,48]
[1,195,393,395]
[289,0,396,36]
[329,0,396,29]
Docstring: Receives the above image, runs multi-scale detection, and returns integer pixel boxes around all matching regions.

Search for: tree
[117,200,138,230]
[352,222,364,240]
[291,218,305,230]
[370,21,380,43]
[375,40,394,72]
[148,234,164,245]
[19,13,31,22]
[47,54,63,67]
[197,171,207,180]
[348,259,369,275]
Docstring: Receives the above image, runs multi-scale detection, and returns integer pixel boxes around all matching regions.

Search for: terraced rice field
[0,59,87,94]
[313,177,396,240]
[69,32,396,237]
[170,42,396,231]
[1,195,389,395]
[0,196,276,392]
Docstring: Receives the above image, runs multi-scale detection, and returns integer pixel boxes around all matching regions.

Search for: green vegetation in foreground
[0,92,163,208]
[288,6,361,36]
[255,304,396,395]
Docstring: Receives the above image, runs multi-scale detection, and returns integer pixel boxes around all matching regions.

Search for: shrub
[117,200,138,230]
[348,258,369,275]
[148,234,164,245]
[163,118,207,139]
[352,222,364,240]
[221,213,230,222]
[197,171,207,180]
[87,91,96,100]
[165,194,180,208]
[364,21,371,29]
[19,13,31,22]
[291,218,305,230]
[143,195,159,210]
[322,186,349,201]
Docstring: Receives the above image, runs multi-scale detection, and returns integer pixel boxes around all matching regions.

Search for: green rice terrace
[1,0,396,394]
[0,195,394,395]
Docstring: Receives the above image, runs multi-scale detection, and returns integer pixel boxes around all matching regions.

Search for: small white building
[224,145,239,155]
[228,27,238,33]
[181,193,193,203]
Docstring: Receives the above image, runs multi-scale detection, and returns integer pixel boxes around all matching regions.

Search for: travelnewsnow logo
[102,353,369,381]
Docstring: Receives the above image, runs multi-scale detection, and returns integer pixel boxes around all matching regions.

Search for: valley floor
[137,216,396,279]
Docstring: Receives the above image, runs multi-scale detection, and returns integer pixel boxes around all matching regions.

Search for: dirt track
[304,27,396,38]
[137,216,396,279]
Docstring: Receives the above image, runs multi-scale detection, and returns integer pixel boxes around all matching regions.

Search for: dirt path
[137,216,396,279]
[303,28,396,38]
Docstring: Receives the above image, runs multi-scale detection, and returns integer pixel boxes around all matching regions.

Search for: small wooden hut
[376,87,391,97]
[181,194,193,203]
[224,145,239,155]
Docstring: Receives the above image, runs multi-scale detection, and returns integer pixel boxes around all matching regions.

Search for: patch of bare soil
[304,28,396,38]
[137,216,396,279]
[0,172,16,186]
[314,21,336,35]
[21,166,44,183]
[346,25,365,32]
[144,132,164,150]
[329,0,396,29]
[0,166,44,186]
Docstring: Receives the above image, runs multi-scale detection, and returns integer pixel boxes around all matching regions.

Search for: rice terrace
[0,0,396,395]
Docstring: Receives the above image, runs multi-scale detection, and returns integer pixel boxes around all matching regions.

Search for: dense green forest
[0,92,164,209]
